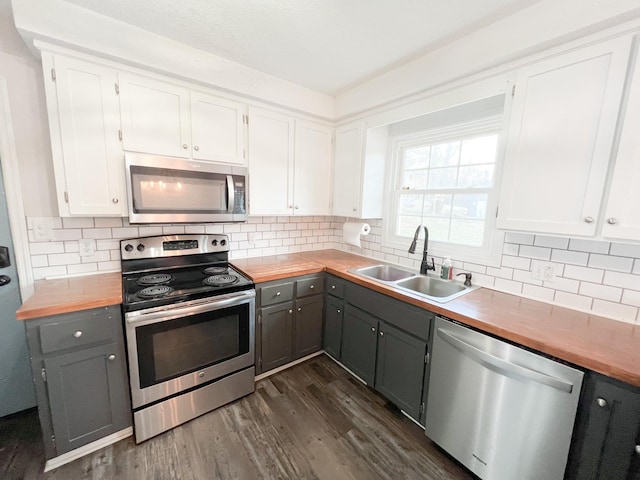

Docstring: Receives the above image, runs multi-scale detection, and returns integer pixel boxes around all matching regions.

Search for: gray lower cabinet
[323,275,344,360]
[256,274,324,374]
[566,371,640,480]
[339,281,432,422]
[25,305,131,459]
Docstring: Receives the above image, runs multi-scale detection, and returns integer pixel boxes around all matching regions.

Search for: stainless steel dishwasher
[425,316,584,480]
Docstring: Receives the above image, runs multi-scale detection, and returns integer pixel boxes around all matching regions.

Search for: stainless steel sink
[349,264,478,303]
[352,264,416,282]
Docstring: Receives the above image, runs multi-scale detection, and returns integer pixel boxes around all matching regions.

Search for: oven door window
[135,303,250,388]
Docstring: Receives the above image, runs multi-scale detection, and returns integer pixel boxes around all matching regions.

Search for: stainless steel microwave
[124,153,247,224]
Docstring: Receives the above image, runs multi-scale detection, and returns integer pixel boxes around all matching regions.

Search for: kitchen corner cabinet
[256,274,324,374]
[24,305,131,459]
[497,36,632,236]
[566,372,640,480]
[119,73,247,164]
[601,43,640,241]
[332,121,387,219]
[340,281,432,422]
[323,275,345,360]
[41,52,127,217]
[247,108,332,216]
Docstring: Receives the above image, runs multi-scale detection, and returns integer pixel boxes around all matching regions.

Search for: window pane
[428,167,457,189]
[460,135,498,165]
[403,146,430,170]
[452,194,488,220]
[430,142,460,167]
[457,165,494,188]
[398,194,424,215]
[424,194,452,217]
[421,217,450,242]
[450,219,485,246]
[402,170,428,190]
[397,215,423,237]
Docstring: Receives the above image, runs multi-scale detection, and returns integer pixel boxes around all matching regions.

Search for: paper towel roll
[343,222,371,248]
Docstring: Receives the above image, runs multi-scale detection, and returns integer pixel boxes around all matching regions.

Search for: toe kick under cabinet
[25,305,132,461]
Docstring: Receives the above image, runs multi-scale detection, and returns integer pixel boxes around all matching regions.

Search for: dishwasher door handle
[437,328,574,393]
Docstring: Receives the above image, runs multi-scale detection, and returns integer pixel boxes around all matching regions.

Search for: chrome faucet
[408,225,435,274]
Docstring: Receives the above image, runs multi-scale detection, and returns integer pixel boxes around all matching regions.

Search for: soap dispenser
[441,257,453,280]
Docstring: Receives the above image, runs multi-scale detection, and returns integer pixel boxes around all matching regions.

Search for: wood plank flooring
[1,355,474,479]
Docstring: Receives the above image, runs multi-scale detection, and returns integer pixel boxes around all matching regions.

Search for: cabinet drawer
[261,282,294,306]
[297,277,324,297]
[39,313,114,354]
[326,276,344,298]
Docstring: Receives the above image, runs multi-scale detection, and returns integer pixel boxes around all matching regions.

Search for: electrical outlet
[31,217,54,241]
[78,239,96,257]
[531,260,556,282]
[248,232,259,247]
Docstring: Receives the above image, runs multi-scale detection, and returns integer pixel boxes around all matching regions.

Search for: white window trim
[382,116,506,267]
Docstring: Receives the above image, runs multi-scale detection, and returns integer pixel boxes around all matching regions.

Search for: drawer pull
[379,331,384,337]
[309,285,314,289]
[331,285,336,289]
[596,398,608,408]
[288,309,293,314]
[297,307,302,312]
[276,292,281,296]
[73,331,83,338]
[371,327,376,333]
[337,309,341,314]
[635,445,640,455]
[107,354,116,361]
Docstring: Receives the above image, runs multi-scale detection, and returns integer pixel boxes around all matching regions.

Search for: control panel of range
[120,234,229,260]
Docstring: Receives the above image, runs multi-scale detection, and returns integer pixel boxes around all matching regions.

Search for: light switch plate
[31,217,55,241]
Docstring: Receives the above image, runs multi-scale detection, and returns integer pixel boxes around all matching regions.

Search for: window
[385,114,504,264]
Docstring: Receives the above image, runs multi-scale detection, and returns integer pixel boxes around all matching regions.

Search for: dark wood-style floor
[1,355,473,479]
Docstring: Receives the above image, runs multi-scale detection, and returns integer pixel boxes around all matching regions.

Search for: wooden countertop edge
[15,297,122,321]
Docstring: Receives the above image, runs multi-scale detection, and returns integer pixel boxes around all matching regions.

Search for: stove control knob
[220,239,227,246]
[124,244,134,252]
[212,239,218,246]
[137,244,145,252]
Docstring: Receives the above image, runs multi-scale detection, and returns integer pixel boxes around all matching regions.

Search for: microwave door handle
[226,175,234,213]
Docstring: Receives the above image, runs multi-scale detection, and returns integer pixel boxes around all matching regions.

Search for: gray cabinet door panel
[44,342,129,455]
[294,295,323,359]
[375,321,427,421]
[325,275,344,298]
[323,296,343,359]
[261,302,294,371]
[341,305,378,385]
[345,283,431,341]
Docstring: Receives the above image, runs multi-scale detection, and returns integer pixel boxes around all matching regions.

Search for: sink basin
[351,264,416,282]
[350,264,478,303]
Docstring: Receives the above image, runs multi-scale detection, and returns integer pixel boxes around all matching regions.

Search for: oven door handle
[125,289,255,325]
[226,175,235,214]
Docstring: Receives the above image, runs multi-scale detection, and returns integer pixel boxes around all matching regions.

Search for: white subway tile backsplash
[543,276,579,294]
[53,229,82,241]
[568,238,610,254]
[112,227,140,239]
[94,218,123,228]
[138,226,164,236]
[81,250,111,263]
[579,282,622,302]
[502,255,531,271]
[554,291,593,311]
[64,241,79,253]
[635,260,640,275]
[185,225,206,234]
[588,254,633,273]
[62,217,94,228]
[550,249,589,266]
[534,235,569,249]
[603,271,640,291]
[162,226,185,235]
[622,290,640,308]
[98,260,120,271]
[504,232,534,245]
[494,278,523,294]
[96,239,119,250]
[563,265,604,283]
[523,284,555,302]
[610,243,640,258]
[513,269,542,286]
[519,245,551,260]
[486,266,514,279]
[67,263,98,275]
[82,228,113,239]
[591,300,638,324]
[205,225,224,234]
[33,265,68,280]
[48,252,81,266]
[30,242,65,255]
[31,255,48,268]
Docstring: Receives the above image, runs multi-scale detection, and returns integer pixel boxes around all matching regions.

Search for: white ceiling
[61,0,542,96]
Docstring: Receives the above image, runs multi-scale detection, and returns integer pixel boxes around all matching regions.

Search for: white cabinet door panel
[293,120,333,216]
[602,46,640,241]
[52,56,125,216]
[191,92,245,164]
[498,37,631,236]
[248,108,294,215]
[119,73,190,158]
[333,122,363,217]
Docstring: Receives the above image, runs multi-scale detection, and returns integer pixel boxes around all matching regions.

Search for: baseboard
[323,352,368,386]
[44,427,133,472]
[255,350,324,381]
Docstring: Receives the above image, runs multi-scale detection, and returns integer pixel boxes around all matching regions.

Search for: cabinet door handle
[294,206,299,210]
[584,216,594,223]
[183,143,188,149]
[331,285,336,289]
[337,309,341,314]
[112,198,119,204]
[596,397,608,408]
[194,145,199,151]
[297,307,302,312]
[107,354,116,361]
[607,217,618,225]
[379,331,384,337]
[371,327,376,333]
[288,309,293,314]
[73,330,83,338]
[635,445,640,455]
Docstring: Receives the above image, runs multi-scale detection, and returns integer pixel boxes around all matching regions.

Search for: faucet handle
[457,272,472,287]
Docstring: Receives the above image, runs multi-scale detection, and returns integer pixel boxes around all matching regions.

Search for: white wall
[0,0,56,217]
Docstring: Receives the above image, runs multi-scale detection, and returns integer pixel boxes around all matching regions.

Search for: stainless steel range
[120,234,255,443]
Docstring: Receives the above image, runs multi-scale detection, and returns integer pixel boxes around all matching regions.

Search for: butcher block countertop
[16,250,640,387]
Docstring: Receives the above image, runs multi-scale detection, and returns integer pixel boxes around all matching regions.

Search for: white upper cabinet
[119,73,191,158]
[332,121,386,219]
[602,44,640,241]
[247,109,332,216]
[293,120,333,215]
[497,37,632,236]
[42,53,127,216]
[190,92,246,164]
[247,108,295,215]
